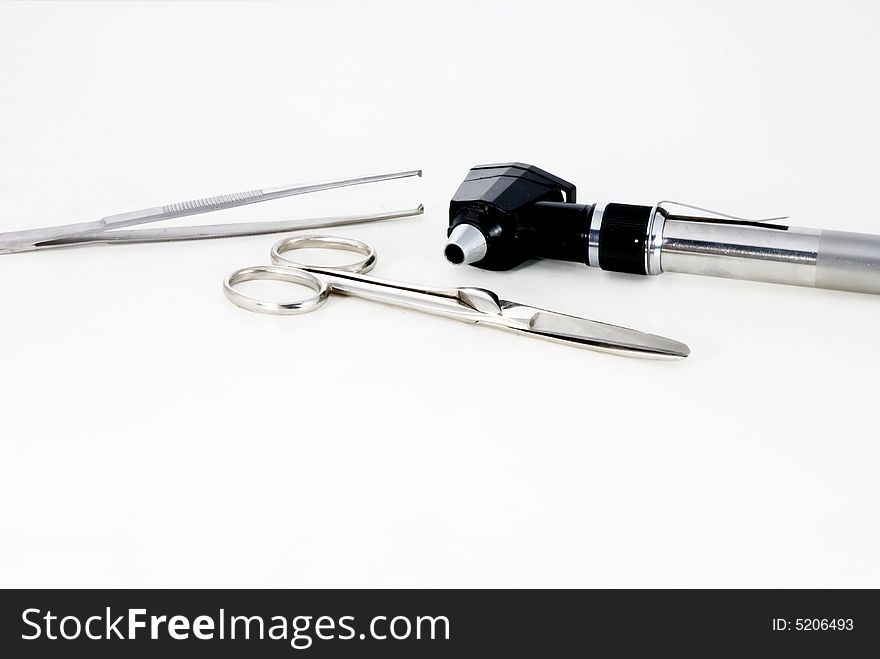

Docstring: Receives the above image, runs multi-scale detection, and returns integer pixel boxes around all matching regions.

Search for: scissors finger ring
[270,235,376,273]
[225,235,374,315]
[224,264,329,315]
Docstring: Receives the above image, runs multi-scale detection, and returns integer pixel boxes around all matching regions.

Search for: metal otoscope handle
[653,205,880,294]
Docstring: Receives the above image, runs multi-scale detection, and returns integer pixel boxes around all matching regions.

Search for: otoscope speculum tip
[445,223,487,265]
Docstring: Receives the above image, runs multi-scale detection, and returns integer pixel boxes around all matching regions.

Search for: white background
[1,1,878,588]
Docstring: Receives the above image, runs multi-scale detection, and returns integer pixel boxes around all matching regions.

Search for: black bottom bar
[1,589,876,657]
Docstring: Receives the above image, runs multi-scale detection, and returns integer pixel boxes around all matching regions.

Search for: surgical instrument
[444,163,880,295]
[223,235,690,358]
[0,170,422,254]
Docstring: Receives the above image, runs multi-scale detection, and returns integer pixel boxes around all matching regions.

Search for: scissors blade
[497,301,690,358]
[279,274,688,359]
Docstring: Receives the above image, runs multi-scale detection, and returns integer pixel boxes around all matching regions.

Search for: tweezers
[0,170,423,254]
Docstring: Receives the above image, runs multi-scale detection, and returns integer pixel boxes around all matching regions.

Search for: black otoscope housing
[446,162,653,274]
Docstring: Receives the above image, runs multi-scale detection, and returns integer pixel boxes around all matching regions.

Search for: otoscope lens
[444,243,465,264]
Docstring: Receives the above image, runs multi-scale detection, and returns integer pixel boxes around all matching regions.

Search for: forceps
[0,170,422,254]
[223,236,691,358]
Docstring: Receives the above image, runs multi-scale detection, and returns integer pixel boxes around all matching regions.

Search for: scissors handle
[223,263,481,320]
[224,265,330,315]
[301,266,491,318]
[224,235,487,320]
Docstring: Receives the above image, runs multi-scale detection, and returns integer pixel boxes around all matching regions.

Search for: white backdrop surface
[0,1,877,587]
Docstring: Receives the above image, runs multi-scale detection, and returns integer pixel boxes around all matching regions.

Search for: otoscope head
[446,163,581,270]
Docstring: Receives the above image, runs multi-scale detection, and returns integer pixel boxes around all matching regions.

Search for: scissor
[223,235,690,358]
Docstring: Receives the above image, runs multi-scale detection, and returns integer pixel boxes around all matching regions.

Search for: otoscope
[444,163,880,295]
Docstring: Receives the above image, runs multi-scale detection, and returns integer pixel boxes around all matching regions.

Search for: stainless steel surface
[661,220,821,287]
[224,265,329,315]
[587,203,605,268]
[288,267,690,358]
[31,207,423,248]
[645,205,666,276]
[444,223,487,265]
[0,170,422,253]
[815,229,880,294]
[497,302,690,358]
[226,237,691,358]
[661,218,880,294]
[271,235,376,273]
